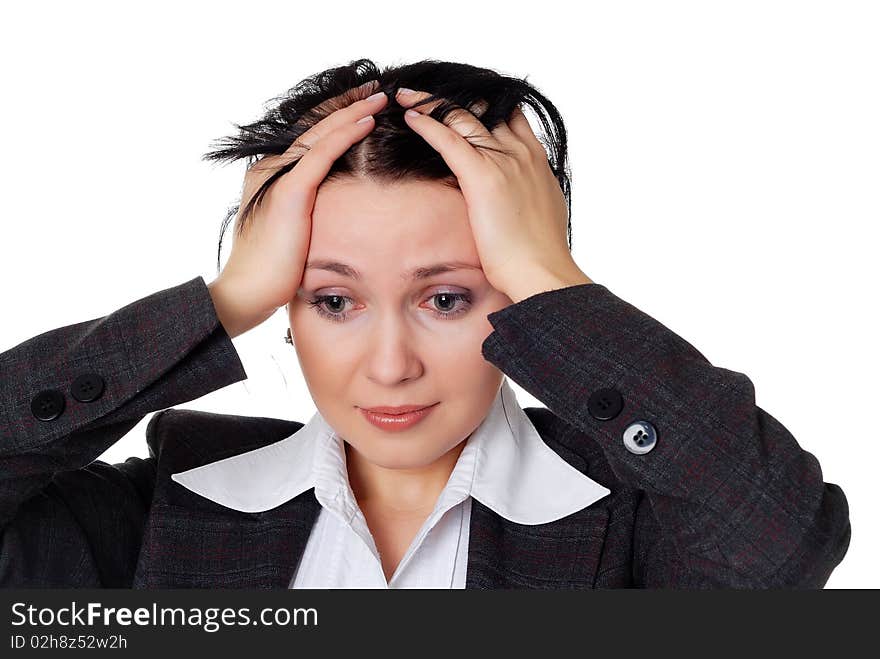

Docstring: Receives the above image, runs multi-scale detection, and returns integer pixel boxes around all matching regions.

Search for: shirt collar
[170,378,610,525]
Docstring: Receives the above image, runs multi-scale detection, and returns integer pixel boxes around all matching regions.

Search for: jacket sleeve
[480,282,851,589]
[0,275,248,587]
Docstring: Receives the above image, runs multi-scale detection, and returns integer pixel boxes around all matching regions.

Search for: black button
[31,389,66,421]
[588,387,624,421]
[71,373,106,402]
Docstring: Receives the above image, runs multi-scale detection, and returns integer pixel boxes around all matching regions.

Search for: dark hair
[202,58,572,274]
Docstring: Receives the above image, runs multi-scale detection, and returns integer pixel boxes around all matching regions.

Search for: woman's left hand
[395,88,592,302]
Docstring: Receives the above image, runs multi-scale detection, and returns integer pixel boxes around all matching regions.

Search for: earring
[284,328,293,344]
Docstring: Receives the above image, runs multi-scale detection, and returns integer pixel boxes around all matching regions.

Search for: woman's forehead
[310,178,477,258]
[313,177,467,224]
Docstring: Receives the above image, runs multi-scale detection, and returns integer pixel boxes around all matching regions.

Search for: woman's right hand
[207,79,389,339]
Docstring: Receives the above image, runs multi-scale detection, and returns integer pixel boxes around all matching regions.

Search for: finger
[285,81,387,156]
[245,82,387,195]
[396,88,493,141]
[274,114,378,216]
[507,104,547,156]
[488,118,518,142]
[247,80,384,181]
[401,105,484,182]
[328,79,381,106]
[243,81,386,214]
[488,117,539,161]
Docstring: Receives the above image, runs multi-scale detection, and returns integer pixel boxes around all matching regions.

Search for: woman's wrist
[503,263,595,304]
[206,277,274,339]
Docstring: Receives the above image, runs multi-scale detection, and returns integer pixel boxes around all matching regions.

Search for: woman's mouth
[358,403,439,432]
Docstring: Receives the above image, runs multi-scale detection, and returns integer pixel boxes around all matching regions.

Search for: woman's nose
[364,323,425,385]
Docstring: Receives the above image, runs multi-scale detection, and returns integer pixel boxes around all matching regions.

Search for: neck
[345,440,467,515]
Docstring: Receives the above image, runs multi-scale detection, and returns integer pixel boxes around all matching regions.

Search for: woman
[0,59,850,588]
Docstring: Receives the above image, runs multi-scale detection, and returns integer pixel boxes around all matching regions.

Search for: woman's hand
[395,89,592,303]
[208,80,389,338]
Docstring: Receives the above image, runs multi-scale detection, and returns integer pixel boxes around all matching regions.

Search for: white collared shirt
[170,378,611,588]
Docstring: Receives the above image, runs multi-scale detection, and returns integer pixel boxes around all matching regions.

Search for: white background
[1,1,876,589]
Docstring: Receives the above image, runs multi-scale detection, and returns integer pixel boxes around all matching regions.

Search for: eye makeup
[306,291,474,323]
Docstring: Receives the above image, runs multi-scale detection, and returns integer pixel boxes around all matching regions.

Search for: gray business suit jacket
[0,276,851,588]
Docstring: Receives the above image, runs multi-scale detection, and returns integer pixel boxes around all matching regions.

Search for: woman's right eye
[307,295,352,323]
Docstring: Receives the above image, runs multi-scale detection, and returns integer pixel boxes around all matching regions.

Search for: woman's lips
[359,403,439,432]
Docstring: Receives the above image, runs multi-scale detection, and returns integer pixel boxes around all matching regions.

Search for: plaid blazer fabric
[0,276,851,588]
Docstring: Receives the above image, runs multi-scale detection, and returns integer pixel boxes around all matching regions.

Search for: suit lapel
[256,490,324,589]
[231,491,607,590]
[143,484,607,588]
[461,407,612,589]
[465,497,609,589]
[137,488,322,589]
[260,492,609,589]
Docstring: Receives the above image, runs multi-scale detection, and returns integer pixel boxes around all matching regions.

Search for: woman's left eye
[306,292,473,323]
[428,291,474,317]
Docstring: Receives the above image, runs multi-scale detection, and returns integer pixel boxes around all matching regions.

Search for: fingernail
[397,87,416,96]
[366,91,386,102]
[356,114,373,124]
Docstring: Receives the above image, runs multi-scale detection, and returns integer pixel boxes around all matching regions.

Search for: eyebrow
[304,260,482,281]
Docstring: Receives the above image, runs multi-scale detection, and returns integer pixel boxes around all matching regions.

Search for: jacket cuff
[1,276,247,453]
[480,282,830,565]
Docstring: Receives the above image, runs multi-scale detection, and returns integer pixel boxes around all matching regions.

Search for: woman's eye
[306,292,472,323]
[307,295,350,323]
[429,292,472,316]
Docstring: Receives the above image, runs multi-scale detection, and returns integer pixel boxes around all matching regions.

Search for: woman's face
[287,176,513,471]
